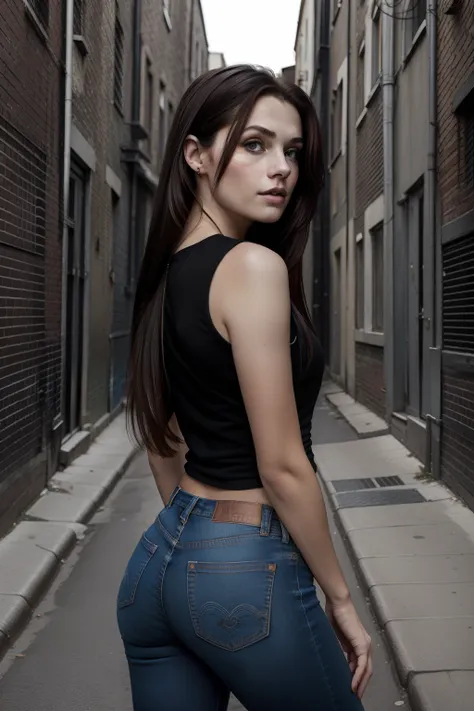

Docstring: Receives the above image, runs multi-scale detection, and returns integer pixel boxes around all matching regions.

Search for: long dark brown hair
[128,65,325,456]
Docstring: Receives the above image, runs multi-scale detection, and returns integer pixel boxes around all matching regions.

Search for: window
[356,237,365,329]
[26,0,49,28]
[357,38,365,117]
[404,0,427,48]
[371,223,384,332]
[73,0,84,35]
[114,3,124,111]
[158,84,166,166]
[331,81,343,159]
[143,57,153,154]
[371,6,382,87]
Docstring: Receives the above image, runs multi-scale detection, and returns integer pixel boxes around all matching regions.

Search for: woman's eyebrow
[243,125,304,143]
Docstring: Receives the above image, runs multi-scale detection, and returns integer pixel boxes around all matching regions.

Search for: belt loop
[259,505,272,536]
[167,486,180,507]
[280,520,290,545]
[180,495,199,525]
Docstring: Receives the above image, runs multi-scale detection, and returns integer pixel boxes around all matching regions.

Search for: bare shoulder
[222,241,288,286]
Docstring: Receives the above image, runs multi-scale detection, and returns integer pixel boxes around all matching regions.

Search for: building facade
[0,0,63,535]
[0,0,209,532]
[437,0,474,508]
[317,0,474,511]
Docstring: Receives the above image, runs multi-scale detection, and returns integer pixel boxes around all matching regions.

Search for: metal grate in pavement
[374,475,404,487]
[332,478,376,492]
[336,488,426,509]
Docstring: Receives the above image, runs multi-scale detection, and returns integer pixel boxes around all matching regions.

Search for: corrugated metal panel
[443,232,474,353]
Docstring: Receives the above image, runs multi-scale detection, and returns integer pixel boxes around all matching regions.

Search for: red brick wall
[438,2,474,507]
[0,0,63,534]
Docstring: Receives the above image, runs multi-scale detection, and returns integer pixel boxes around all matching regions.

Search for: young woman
[117,64,372,711]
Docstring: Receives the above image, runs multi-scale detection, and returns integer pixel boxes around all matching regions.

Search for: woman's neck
[183,202,250,242]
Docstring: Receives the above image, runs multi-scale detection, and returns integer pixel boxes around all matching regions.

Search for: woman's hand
[325,598,373,699]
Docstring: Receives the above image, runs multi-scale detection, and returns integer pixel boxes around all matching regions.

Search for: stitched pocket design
[187,560,276,652]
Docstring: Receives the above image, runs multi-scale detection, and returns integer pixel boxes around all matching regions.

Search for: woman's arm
[147,414,187,505]
[216,242,371,697]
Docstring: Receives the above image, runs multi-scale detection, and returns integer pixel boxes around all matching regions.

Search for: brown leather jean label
[212,500,263,527]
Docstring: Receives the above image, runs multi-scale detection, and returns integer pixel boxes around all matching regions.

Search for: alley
[0,395,408,711]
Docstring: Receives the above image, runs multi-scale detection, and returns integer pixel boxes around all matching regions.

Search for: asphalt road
[0,394,409,711]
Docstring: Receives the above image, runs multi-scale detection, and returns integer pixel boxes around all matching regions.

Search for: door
[407,187,427,418]
[64,164,87,435]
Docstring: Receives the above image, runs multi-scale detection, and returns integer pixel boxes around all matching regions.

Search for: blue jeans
[117,487,364,711]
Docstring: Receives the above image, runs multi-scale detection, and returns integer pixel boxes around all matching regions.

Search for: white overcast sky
[201,0,300,74]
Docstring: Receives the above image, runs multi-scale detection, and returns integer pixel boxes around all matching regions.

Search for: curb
[325,391,389,439]
[0,422,138,658]
[314,458,414,699]
[315,454,470,711]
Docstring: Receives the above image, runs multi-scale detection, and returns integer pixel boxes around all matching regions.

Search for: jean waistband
[167,486,287,541]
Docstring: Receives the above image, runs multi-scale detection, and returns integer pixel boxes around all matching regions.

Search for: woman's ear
[183,135,204,175]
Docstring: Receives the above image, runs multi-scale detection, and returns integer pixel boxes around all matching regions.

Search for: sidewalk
[0,413,137,657]
[314,383,474,711]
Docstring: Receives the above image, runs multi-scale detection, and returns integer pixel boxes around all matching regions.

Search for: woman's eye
[244,140,264,153]
[285,148,300,161]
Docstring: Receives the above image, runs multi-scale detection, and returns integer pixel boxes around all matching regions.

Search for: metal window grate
[114,3,124,110]
[0,118,47,256]
[443,232,474,353]
[28,0,49,28]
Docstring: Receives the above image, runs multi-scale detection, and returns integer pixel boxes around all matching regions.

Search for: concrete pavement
[314,382,474,711]
[0,413,137,657]
[0,396,408,710]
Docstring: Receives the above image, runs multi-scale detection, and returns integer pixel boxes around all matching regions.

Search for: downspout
[344,0,351,389]
[425,0,441,476]
[382,0,395,421]
[59,0,74,434]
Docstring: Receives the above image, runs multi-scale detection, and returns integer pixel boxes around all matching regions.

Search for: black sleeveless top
[164,234,324,490]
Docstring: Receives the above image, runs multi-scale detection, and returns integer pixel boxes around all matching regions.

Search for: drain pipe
[382,0,395,420]
[59,0,74,433]
[425,0,441,476]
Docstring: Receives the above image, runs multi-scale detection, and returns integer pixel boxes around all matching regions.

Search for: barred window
[73,0,85,35]
[114,3,124,111]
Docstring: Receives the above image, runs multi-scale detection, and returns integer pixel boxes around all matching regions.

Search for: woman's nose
[268,152,291,178]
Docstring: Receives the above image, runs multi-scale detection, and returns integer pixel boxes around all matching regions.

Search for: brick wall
[438,2,474,507]
[355,342,385,419]
[437,1,474,224]
[0,0,63,534]
[441,369,474,509]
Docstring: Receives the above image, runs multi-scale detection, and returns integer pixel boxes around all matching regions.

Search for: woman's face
[201,96,303,232]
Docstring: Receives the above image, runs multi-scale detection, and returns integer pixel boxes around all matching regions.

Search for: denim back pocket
[117,533,158,610]
[187,560,276,652]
